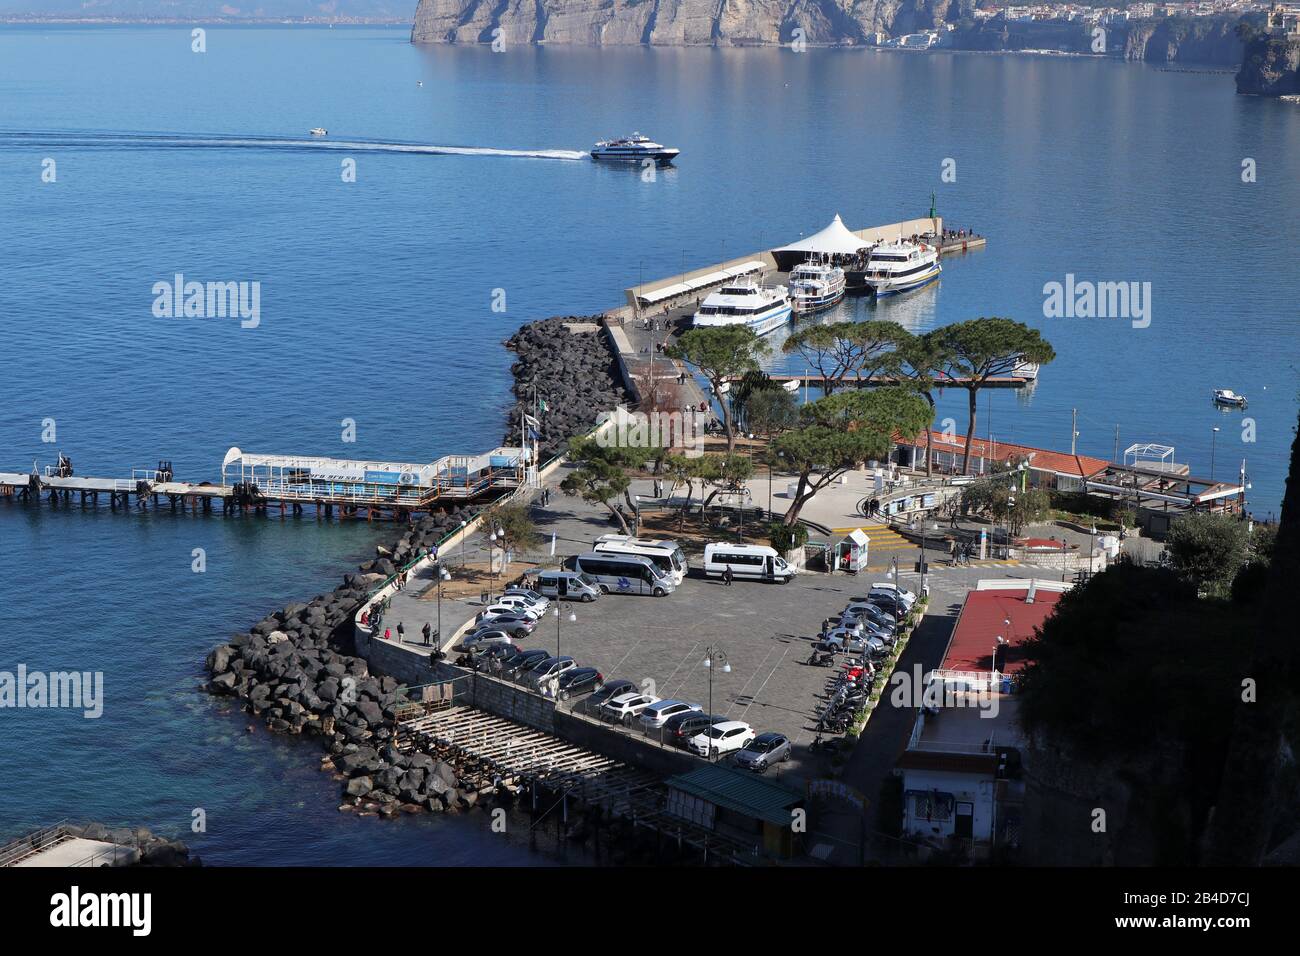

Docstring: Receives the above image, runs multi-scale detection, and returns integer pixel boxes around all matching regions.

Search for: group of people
[948,539,975,566]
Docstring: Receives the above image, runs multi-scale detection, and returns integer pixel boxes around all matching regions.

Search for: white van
[571,552,676,596]
[703,543,795,584]
[593,534,688,585]
[533,569,601,602]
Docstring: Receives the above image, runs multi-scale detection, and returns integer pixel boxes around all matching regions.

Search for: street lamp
[435,566,451,647]
[702,645,731,760]
[487,528,500,602]
[459,519,467,567]
[554,606,576,660]
[992,635,1008,683]
[1210,426,1220,481]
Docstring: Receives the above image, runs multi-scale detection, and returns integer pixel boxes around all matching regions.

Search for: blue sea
[0,25,1296,864]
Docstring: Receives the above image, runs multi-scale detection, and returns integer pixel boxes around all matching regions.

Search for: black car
[663,712,727,747]
[556,667,604,700]
[584,678,637,712]
[501,648,550,678]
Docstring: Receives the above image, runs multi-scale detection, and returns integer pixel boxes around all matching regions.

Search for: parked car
[734,732,792,773]
[868,583,917,608]
[529,655,578,685]
[502,586,550,609]
[822,629,870,654]
[469,642,518,669]
[688,720,756,758]
[556,667,604,700]
[638,699,701,730]
[458,629,515,652]
[480,603,542,623]
[585,679,638,712]
[600,692,660,725]
[471,614,536,638]
[533,570,602,603]
[663,712,726,748]
[496,592,550,615]
[501,648,551,677]
[846,602,897,630]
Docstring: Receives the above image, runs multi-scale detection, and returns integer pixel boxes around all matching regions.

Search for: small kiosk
[835,528,870,574]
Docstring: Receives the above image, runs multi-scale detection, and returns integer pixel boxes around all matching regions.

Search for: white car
[688,720,755,758]
[479,603,542,623]
[869,583,917,608]
[600,692,660,725]
[639,700,701,730]
[500,590,551,613]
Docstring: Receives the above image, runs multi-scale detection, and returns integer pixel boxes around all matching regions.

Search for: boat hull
[591,150,680,166]
[866,263,942,297]
[693,305,792,337]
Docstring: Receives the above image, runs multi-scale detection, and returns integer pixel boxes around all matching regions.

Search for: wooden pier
[726,372,1033,390]
[0,443,534,522]
[397,705,763,864]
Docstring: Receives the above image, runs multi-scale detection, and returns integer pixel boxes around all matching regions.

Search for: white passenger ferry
[788,258,847,314]
[863,240,942,297]
[691,279,792,337]
[590,133,680,166]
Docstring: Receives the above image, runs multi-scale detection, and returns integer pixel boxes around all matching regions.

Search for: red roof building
[893,430,1110,490]
[939,581,1066,676]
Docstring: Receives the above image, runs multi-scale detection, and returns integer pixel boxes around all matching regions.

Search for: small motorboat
[309,128,328,136]
[1213,388,1247,408]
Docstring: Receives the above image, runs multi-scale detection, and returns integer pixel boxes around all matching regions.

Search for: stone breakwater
[202,509,490,818]
[503,316,629,459]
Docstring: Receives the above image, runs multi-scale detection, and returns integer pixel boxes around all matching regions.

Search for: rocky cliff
[410,0,971,46]
[1237,34,1300,95]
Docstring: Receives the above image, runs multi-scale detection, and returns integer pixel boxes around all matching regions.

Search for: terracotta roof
[897,430,1110,480]
[941,587,1064,675]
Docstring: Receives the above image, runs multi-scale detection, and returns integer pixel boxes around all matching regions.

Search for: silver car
[734,732,792,773]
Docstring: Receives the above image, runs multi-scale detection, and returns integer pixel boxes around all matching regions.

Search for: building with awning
[771,214,871,271]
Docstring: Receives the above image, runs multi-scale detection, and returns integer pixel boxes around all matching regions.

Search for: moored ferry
[590,133,680,166]
[789,258,847,314]
[691,279,792,337]
[863,240,942,297]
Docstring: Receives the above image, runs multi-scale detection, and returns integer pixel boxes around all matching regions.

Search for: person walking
[722,565,733,587]
[396,622,406,643]
[948,538,957,566]
[422,621,433,646]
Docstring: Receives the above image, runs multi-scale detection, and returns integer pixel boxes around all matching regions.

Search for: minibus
[702,543,795,584]
[592,534,688,585]
[570,552,676,596]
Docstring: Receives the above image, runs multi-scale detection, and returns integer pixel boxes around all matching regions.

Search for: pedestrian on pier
[422,622,433,646]
[397,622,406,644]
[383,627,392,641]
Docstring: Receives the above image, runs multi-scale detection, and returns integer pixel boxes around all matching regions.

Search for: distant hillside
[1237,31,1300,94]
[0,0,410,17]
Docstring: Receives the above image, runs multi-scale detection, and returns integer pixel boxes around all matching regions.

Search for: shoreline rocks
[503,316,629,459]
[62,822,198,867]
[203,509,482,816]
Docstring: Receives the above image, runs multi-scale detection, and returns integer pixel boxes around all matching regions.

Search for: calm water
[0,25,1296,864]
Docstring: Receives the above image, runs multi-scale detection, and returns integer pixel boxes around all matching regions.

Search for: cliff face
[1119,16,1245,66]
[1237,35,1300,95]
[410,0,968,46]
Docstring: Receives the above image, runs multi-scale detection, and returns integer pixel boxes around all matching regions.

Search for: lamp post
[992,635,1008,685]
[554,606,576,660]
[435,566,451,646]
[1210,426,1220,481]
[702,645,730,760]
[487,528,500,603]
[459,519,467,567]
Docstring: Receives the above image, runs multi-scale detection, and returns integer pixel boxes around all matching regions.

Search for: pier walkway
[1,443,533,522]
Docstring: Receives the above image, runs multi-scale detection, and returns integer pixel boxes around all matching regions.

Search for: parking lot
[486,568,915,777]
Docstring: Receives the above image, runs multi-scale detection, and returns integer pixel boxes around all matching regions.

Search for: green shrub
[768,520,809,553]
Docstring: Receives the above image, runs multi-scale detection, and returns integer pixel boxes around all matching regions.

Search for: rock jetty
[503,316,629,459]
[66,822,198,866]
[203,509,489,817]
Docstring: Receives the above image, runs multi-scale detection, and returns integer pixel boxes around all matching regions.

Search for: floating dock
[1,444,534,522]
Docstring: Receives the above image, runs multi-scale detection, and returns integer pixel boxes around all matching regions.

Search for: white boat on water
[1213,388,1247,408]
[863,240,941,297]
[789,258,847,314]
[591,133,680,166]
[692,279,792,337]
[309,128,328,136]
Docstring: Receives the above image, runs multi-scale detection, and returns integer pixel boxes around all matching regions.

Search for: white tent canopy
[773,214,870,257]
